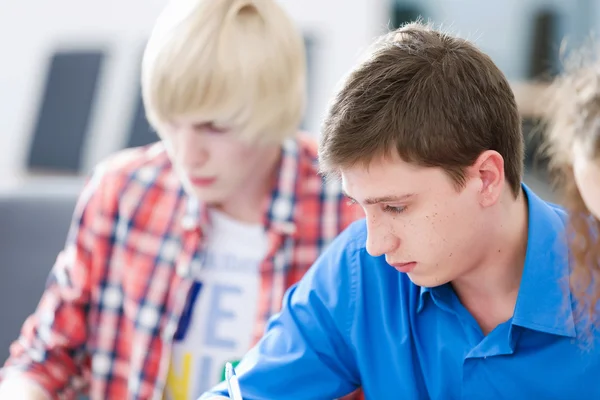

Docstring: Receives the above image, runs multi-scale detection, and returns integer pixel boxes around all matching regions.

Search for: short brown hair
[319,21,523,197]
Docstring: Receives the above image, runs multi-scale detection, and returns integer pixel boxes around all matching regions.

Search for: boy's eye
[383,205,406,214]
[193,122,229,134]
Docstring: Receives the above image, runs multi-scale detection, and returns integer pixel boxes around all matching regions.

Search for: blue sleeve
[199,225,363,399]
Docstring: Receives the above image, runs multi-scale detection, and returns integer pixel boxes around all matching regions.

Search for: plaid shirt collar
[180,137,301,236]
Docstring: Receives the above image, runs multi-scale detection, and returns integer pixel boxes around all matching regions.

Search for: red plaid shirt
[0,134,363,399]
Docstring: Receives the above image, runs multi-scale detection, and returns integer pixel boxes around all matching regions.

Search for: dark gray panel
[302,33,317,131]
[27,50,105,172]
[125,90,157,149]
[528,9,561,81]
[0,194,77,363]
[390,3,427,29]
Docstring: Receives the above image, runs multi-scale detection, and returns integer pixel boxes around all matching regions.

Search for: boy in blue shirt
[201,21,600,399]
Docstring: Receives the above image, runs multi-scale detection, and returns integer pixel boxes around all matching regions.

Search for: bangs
[142,0,306,143]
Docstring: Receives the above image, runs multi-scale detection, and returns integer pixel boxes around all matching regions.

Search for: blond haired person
[542,44,600,334]
[0,0,362,398]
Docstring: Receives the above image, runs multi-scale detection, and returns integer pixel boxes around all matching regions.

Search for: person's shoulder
[335,218,368,246]
[96,142,170,179]
[301,218,368,296]
[319,218,369,266]
[294,131,318,159]
[545,201,568,220]
[540,199,569,231]
[291,131,340,195]
[525,184,568,227]
[293,132,321,175]
[311,218,409,304]
[92,142,180,193]
[79,142,183,216]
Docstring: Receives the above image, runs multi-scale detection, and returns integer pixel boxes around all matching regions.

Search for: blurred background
[0,0,595,361]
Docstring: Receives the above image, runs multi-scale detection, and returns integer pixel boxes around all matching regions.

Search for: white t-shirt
[164,210,268,400]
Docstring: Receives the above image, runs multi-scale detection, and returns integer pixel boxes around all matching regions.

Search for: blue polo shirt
[200,185,600,399]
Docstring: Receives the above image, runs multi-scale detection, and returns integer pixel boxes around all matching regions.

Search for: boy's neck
[215,146,281,225]
[451,188,529,334]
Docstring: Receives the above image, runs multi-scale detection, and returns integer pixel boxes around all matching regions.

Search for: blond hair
[542,40,600,327]
[544,42,600,166]
[142,0,306,143]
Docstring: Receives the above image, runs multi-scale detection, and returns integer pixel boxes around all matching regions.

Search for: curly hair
[542,40,600,327]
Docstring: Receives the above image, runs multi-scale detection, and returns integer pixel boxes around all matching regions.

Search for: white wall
[0,0,389,186]
[411,0,583,80]
[2,0,593,189]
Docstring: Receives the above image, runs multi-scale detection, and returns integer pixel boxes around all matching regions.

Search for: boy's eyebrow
[342,191,415,205]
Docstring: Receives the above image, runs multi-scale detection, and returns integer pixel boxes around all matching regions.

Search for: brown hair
[542,41,600,326]
[319,21,524,197]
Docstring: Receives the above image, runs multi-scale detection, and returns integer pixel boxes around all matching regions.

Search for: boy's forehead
[340,159,458,204]
[341,165,419,198]
[340,156,421,182]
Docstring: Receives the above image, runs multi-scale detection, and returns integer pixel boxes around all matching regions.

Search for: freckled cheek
[422,212,457,248]
[367,212,381,226]
[368,213,404,240]
[369,214,377,226]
